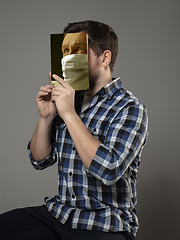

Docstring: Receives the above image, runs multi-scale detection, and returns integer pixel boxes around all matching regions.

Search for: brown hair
[63,20,118,71]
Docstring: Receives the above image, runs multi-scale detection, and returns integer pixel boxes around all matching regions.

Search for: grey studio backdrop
[0,1,179,239]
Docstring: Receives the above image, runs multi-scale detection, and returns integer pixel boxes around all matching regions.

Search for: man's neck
[85,74,112,96]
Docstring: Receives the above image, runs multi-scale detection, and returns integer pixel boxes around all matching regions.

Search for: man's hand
[36,73,56,120]
[51,74,76,120]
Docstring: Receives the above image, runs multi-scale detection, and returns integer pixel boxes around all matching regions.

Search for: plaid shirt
[28,77,148,236]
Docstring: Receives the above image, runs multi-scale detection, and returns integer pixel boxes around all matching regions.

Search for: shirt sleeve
[88,101,148,185]
[27,141,57,170]
[27,115,58,170]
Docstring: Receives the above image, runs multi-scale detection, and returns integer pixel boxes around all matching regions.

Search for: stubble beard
[88,61,100,91]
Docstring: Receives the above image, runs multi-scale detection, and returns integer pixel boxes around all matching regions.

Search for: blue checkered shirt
[28,77,148,236]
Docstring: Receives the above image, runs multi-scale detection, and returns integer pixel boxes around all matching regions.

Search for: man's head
[63,20,118,72]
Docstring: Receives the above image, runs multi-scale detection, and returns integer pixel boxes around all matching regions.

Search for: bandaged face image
[51,32,89,90]
[62,32,87,57]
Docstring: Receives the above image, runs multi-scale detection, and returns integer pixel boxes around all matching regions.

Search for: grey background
[0,0,179,239]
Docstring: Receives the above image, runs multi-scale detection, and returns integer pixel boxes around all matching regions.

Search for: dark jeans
[0,205,135,240]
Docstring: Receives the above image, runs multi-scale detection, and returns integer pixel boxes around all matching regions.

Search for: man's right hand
[36,73,56,120]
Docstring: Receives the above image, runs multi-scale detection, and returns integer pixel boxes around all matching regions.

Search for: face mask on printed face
[61,54,89,90]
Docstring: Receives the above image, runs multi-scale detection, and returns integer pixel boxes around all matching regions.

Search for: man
[0,20,148,240]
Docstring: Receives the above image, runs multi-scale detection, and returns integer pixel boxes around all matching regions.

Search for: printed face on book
[62,32,87,57]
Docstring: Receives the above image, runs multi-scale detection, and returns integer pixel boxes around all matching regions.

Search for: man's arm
[30,73,56,162]
[30,116,54,162]
[51,74,101,169]
[51,75,148,183]
[63,114,101,169]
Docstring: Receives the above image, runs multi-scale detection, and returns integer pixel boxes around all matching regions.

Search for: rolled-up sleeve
[88,102,148,185]
[27,141,57,170]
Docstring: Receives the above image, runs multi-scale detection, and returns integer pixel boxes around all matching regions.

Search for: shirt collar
[102,77,122,98]
[75,77,122,100]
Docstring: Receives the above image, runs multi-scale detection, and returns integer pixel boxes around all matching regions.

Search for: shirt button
[109,151,113,157]
[72,194,75,199]
[72,146,75,151]
[69,172,72,176]
[93,128,96,132]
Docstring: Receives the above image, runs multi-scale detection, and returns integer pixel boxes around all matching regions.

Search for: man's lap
[0,205,61,240]
[0,205,134,240]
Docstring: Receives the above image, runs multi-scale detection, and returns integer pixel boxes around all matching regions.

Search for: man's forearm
[64,113,101,169]
[30,116,53,162]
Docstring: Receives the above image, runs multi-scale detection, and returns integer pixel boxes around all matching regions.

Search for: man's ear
[101,50,111,69]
